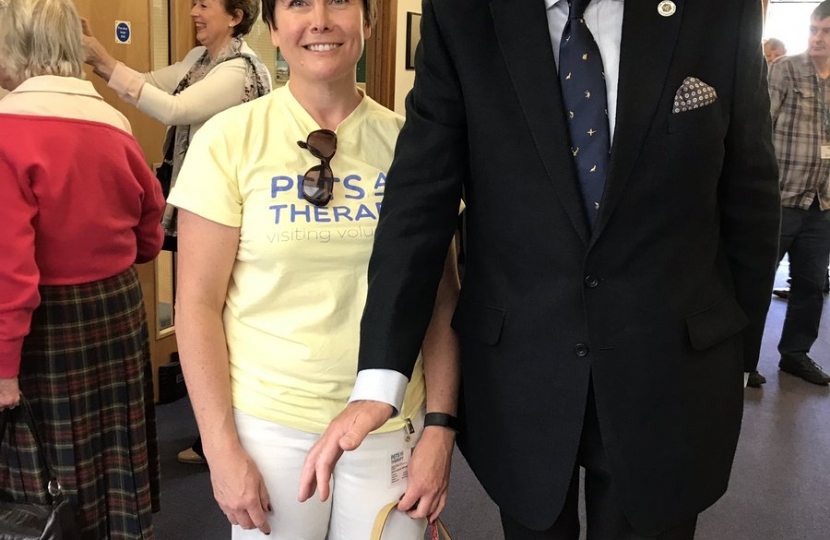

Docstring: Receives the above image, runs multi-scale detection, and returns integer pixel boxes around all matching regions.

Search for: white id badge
[822,145,830,160]
[389,449,410,487]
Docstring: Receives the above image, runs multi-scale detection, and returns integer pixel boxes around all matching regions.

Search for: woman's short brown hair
[260,0,377,31]
[223,0,260,37]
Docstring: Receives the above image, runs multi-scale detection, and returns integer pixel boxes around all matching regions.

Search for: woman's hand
[0,377,21,410]
[398,426,455,523]
[207,442,273,535]
[80,19,117,81]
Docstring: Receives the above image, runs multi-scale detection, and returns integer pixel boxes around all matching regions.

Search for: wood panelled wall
[70,0,166,162]
[365,0,397,109]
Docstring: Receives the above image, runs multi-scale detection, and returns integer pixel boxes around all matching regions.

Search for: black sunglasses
[297,129,337,207]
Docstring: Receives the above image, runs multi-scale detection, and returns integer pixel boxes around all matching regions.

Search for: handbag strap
[370,501,453,540]
[431,518,452,540]
[0,397,63,499]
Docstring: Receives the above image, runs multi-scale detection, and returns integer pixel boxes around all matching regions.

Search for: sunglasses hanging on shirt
[297,129,337,207]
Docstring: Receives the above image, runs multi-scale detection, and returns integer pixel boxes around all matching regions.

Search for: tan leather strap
[370,501,453,540]
[369,501,398,540]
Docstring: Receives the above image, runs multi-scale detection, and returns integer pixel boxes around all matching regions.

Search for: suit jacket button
[584,275,599,288]
[575,343,589,357]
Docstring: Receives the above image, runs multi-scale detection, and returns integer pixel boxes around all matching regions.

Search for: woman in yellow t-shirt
[168,0,461,538]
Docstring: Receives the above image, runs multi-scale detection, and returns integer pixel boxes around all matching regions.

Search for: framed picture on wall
[405,12,422,70]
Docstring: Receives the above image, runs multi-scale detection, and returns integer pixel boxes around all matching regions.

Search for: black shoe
[779,354,830,385]
[746,371,766,387]
[772,288,790,300]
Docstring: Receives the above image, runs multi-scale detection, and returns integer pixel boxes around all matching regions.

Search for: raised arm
[108,57,249,127]
[83,20,250,128]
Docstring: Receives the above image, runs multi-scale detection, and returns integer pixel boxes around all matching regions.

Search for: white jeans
[231,408,427,540]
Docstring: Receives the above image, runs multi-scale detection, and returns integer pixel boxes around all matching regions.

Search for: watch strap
[423,412,459,432]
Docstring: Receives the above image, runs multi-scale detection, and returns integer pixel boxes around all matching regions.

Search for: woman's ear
[231,8,243,27]
[270,24,280,48]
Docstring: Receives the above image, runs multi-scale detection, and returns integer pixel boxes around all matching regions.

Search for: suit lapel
[592,0,685,241]
[490,0,590,244]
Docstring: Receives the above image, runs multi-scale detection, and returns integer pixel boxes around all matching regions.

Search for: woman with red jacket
[0,1,165,538]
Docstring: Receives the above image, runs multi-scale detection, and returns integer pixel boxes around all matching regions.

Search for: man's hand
[207,443,272,535]
[398,426,455,523]
[298,400,393,502]
[0,377,21,410]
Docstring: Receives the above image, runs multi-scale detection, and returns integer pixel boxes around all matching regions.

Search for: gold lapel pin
[657,0,676,17]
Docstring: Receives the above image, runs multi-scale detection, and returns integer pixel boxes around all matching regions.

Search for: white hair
[0,0,85,87]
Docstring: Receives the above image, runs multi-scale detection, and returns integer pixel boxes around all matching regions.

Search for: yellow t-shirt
[169,85,424,434]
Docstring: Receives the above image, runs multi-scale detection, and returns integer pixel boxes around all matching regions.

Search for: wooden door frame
[170,0,197,63]
[365,0,397,109]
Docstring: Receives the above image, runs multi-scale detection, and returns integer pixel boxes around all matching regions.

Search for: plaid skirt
[0,266,160,540]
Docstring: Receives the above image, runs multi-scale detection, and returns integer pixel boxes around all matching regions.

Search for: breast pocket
[791,85,818,126]
[667,101,723,134]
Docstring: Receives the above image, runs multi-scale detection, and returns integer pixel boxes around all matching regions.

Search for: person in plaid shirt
[764,0,830,386]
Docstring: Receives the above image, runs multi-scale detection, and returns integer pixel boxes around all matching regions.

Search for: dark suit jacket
[359,0,780,534]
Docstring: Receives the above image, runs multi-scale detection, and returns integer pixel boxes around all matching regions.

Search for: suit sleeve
[718,0,781,372]
[357,0,465,378]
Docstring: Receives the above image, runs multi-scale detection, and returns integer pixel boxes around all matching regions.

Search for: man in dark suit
[300,0,780,538]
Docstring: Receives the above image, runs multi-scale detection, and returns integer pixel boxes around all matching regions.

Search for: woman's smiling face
[269,0,371,87]
[191,0,240,55]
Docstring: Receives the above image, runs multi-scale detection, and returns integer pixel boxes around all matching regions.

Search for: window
[765,1,820,56]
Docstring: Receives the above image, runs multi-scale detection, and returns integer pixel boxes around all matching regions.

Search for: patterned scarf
[161,37,271,236]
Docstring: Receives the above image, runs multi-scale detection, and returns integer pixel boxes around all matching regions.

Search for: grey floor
[153,262,830,539]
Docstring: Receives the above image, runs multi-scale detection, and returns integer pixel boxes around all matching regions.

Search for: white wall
[764,2,819,57]
[394,0,420,115]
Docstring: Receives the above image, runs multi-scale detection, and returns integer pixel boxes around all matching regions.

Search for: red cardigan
[0,114,165,377]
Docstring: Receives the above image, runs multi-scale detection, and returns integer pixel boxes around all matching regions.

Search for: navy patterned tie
[559,0,609,228]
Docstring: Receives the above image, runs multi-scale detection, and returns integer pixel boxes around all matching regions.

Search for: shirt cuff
[349,369,408,418]
[108,62,144,105]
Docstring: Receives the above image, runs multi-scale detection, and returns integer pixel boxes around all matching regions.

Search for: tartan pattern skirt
[0,266,160,540]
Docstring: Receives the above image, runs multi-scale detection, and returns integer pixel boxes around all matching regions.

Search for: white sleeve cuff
[349,369,409,418]
[108,62,145,105]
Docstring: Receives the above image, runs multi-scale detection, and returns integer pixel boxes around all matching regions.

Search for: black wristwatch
[423,412,459,432]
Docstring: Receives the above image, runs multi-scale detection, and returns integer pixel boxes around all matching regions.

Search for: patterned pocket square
[672,77,717,113]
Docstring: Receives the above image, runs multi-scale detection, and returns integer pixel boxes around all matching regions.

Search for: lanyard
[817,76,830,140]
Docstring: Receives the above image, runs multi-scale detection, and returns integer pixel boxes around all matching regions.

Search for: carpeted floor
[153,262,830,539]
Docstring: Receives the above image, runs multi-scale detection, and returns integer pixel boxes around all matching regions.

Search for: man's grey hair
[814,0,830,21]
[0,0,85,88]
[764,38,786,53]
